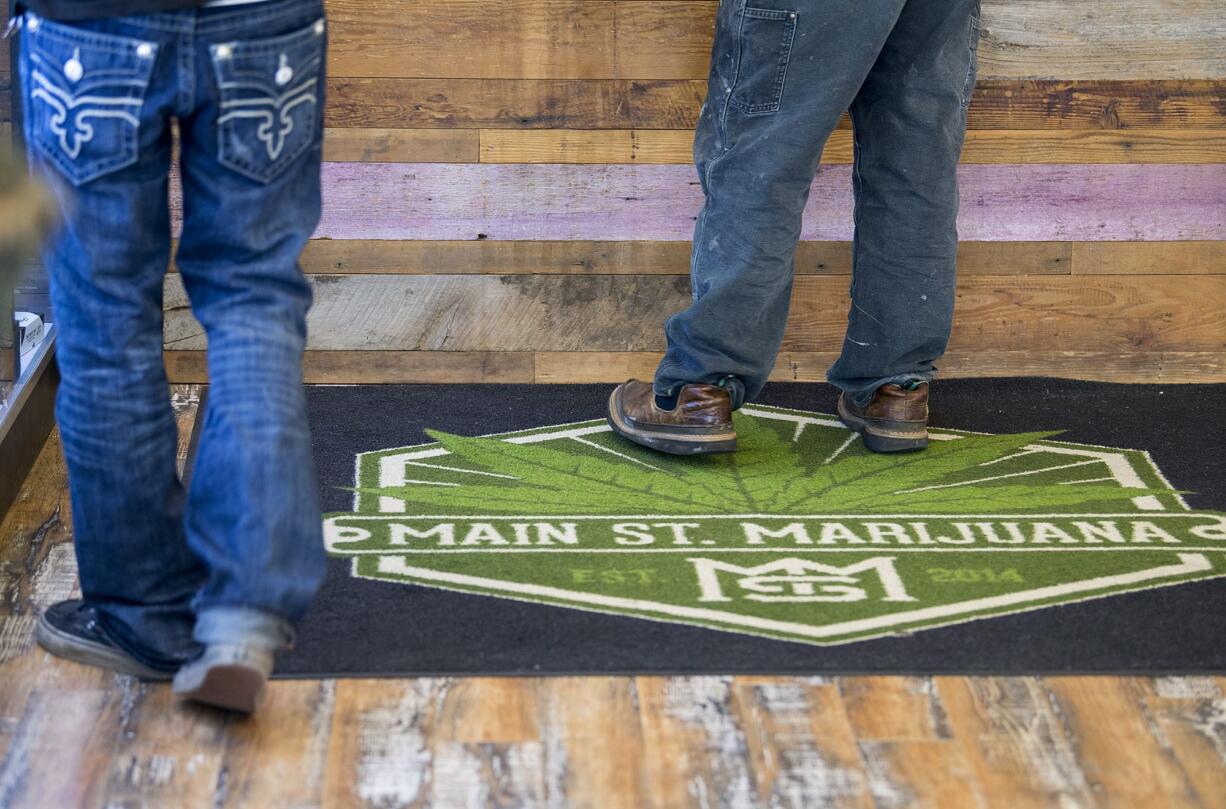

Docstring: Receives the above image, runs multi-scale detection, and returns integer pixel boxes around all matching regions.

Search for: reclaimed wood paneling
[288,239,1072,277]
[323,128,479,163]
[477,128,1226,164]
[326,0,626,80]
[323,78,1226,131]
[8,78,1226,134]
[528,350,1226,385]
[976,1,1226,80]
[163,274,1226,354]
[323,78,709,130]
[156,348,1226,385]
[164,349,536,383]
[1071,242,1226,275]
[323,79,1226,132]
[965,80,1226,131]
[309,163,1226,242]
[325,1,1226,80]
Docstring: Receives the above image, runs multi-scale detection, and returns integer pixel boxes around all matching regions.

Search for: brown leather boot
[837,383,930,454]
[607,379,737,455]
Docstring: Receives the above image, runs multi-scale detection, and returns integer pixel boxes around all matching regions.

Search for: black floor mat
[274,379,1226,676]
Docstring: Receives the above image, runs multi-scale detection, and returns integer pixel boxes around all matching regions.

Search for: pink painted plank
[315,163,1226,242]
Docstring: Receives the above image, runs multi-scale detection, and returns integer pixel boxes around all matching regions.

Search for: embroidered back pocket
[22,14,157,186]
[210,18,326,184]
[727,6,798,116]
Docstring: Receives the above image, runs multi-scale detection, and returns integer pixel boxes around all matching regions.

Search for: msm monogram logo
[690,557,916,604]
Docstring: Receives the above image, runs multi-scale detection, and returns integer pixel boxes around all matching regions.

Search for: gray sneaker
[36,600,174,681]
[172,643,275,714]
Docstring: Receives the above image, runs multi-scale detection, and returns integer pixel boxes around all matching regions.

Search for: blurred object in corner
[17,311,45,364]
[0,143,59,405]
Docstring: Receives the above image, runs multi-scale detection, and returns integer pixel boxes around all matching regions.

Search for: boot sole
[837,397,928,454]
[174,662,267,714]
[607,389,737,456]
[36,611,173,681]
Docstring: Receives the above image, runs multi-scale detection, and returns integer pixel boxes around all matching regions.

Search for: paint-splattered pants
[655,0,982,408]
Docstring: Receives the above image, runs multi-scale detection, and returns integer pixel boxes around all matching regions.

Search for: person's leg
[170,0,327,710]
[827,0,981,404]
[652,0,908,410]
[20,11,204,673]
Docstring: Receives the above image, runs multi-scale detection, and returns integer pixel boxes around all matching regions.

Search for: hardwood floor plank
[433,679,541,743]
[840,677,952,743]
[97,685,229,809]
[856,740,988,809]
[730,678,872,808]
[0,432,72,622]
[935,677,1096,808]
[1135,678,1226,808]
[1044,677,1205,808]
[537,678,649,808]
[635,677,759,807]
[0,689,123,809]
[320,678,445,807]
[211,681,337,809]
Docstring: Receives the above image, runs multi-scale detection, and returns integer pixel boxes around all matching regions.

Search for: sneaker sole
[174,663,267,714]
[36,612,173,681]
[607,389,737,456]
[837,397,928,454]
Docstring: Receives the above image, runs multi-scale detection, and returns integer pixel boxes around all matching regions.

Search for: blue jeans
[19,0,327,670]
[655,0,981,408]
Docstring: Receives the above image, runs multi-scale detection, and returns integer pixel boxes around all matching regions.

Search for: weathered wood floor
[1,389,1224,808]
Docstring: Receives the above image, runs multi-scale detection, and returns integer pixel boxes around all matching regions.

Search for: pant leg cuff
[194,606,295,651]
[836,372,936,407]
[654,369,747,410]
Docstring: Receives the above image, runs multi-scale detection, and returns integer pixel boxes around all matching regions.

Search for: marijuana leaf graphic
[359,414,1172,516]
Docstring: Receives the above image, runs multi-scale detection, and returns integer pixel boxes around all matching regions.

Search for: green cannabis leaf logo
[359,414,1169,516]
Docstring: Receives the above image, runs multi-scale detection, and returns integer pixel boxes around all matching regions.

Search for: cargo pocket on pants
[726,6,798,116]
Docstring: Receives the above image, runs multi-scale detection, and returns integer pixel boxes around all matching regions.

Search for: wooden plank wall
[5,4,1226,383]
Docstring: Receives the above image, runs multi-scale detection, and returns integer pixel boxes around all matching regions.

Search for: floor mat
[275,379,1226,676]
